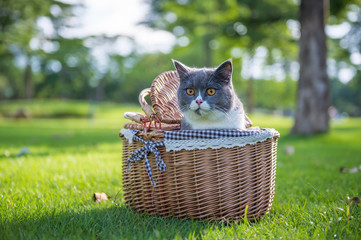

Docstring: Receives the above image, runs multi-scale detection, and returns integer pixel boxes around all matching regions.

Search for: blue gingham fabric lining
[163,128,278,152]
[164,128,268,140]
[121,128,278,185]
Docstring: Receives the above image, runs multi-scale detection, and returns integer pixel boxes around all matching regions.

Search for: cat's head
[173,59,236,121]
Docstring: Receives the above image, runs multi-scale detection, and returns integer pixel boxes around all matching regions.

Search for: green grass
[0,100,360,239]
[0,99,139,118]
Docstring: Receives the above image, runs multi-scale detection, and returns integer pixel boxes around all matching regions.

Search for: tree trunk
[24,61,33,99]
[203,34,212,67]
[96,78,105,102]
[291,0,330,135]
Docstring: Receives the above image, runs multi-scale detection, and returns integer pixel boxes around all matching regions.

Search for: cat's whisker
[215,107,233,120]
[214,106,228,114]
[179,105,189,112]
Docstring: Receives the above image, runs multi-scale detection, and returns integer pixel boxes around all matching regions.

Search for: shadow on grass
[0,205,222,239]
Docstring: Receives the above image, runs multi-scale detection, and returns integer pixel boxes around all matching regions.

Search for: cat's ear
[214,59,233,83]
[172,59,190,80]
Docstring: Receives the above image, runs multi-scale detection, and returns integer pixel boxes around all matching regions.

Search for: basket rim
[119,128,280,139]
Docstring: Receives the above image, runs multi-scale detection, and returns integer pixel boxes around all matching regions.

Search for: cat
[173,59,252,130]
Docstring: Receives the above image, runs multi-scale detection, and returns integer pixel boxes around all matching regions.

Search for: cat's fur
[173,59,248,130]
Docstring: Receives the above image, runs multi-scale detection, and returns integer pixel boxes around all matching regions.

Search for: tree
[145,0,298,113]
[0,0,76,99]
[291,0,330,134]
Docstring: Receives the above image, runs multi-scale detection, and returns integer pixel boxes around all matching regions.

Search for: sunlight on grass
[0,101,360,239]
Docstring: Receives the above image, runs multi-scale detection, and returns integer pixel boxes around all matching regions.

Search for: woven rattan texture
[124,122,180,132]
[150,71,183,124]
[122,135,278,221]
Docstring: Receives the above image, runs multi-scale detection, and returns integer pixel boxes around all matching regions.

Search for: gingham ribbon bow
[126,133,166,185]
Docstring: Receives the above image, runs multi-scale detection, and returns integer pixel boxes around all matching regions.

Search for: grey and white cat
[173,59,251,130]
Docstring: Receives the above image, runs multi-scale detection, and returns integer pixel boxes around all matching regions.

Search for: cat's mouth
[188,101,211,117]
[194,107,211,116]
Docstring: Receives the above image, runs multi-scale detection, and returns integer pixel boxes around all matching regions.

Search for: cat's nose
[196,99,203,106]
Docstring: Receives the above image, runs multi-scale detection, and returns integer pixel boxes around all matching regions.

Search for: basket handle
[139,88,156,119]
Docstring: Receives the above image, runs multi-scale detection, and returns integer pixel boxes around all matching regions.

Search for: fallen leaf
[340,165,361,174]
[349,197,361,206]
[93,192,110,202]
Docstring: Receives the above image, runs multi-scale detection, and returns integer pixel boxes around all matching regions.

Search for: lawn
[0,100,360,239]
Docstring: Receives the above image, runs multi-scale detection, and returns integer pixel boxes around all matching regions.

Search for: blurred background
[0,0,360,119]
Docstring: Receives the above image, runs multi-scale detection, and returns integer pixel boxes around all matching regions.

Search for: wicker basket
[120,71,279,221]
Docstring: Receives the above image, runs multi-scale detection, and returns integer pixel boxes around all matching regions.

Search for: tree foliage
[145,0,298,65]
[0,0,360,116]
[0,0,76,98]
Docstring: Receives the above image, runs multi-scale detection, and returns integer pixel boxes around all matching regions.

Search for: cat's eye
[207,88,216,96]
[186,88,195,95]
